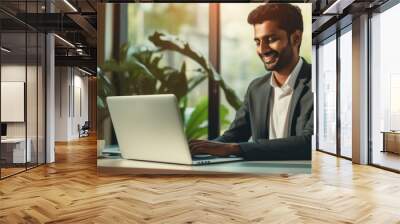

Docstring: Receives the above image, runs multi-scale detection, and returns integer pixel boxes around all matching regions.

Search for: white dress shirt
[269,58,303,139]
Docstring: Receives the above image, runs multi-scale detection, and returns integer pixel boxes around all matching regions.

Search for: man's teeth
[264,55,276,63]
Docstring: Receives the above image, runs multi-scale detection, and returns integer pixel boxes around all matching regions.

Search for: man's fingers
[190,145,207,154]
[189,139,203,143]
[189,140,225,156]
[188,139,207,146]
[189,142,217,152]
[190,143,209,151]
[189,140,221,147]
[190,142,215,154]
[189,140,211,148]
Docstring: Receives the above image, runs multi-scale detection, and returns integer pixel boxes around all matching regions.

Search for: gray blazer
[215,60,313,160]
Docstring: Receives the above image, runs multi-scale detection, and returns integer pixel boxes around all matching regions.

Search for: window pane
[318,37,337,154]
[124,3,208,142]
[127,3,209,109]
[127,3,209,104]
[371,4,400,171]
[339,29,352,158]
[220,3,264,126]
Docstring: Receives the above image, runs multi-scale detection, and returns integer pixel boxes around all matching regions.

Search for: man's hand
[189,140,241,157]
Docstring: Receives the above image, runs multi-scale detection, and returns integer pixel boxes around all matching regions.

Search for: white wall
[55,67,89,141]
[1,66,26,132]
[1,65,38,137]
[55,67,69,141]
[73,73,89,137]
[1,65,26,81]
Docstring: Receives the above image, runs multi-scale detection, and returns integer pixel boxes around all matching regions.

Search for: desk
[97,147,311,175]
[1,138,31,163]
[381,131,400,154]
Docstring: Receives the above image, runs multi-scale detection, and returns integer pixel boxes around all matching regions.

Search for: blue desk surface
[98,146,311,175]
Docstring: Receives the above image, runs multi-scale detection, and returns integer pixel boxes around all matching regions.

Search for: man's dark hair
[247,3,303,35]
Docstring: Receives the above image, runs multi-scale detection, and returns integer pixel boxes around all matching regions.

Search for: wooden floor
[1,167,26,178]
[1,136,400,223]
[1,163,46,178]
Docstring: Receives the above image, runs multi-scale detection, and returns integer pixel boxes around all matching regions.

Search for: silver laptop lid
[107,94,193,165]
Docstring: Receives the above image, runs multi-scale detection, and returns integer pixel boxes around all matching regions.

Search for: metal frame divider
[25,0,28,171]
[336,25,341,157]
[367,10,373,165]
[315,44,319,151]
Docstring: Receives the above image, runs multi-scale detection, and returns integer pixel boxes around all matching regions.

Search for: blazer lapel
[287,63,309,136]
[260,75,272,139]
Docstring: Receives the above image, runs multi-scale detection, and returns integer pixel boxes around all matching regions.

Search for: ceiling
[0,0,97,73]
[311,0,390,43]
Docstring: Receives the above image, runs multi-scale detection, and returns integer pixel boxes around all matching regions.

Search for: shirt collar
[270,57,303,91]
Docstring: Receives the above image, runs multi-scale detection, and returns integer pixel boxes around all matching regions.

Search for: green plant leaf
[100,59,123,73]
[97,96,105,109]
[220,81,242,110]
[119,43,130,62]
[184,99,232,140]
[188,127,208,140]
[179,95,188,124]
[148,31,243,110]
[185,98,208,140]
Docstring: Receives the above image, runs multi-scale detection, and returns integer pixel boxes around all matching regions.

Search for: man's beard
[260,41,294,72]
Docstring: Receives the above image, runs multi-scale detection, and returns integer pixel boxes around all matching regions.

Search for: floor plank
[0,135,400,223]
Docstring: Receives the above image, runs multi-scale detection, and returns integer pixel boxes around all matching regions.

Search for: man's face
[254,20,296,72]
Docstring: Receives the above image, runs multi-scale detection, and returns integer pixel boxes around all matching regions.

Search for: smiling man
[190,3,313,160]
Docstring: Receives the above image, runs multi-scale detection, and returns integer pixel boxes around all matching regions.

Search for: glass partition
[339,27,352,158]
[317,35,337,154]
[371,3,400,171]
[1,31,28,177]
[0,0,46,179]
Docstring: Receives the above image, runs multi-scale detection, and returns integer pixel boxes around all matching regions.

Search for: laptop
[106,94,243,165]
